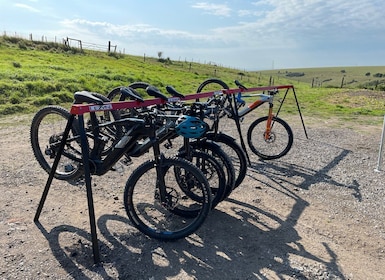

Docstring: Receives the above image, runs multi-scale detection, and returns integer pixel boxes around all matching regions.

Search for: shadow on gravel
[33,141,355,279]
[248,148,361,202]
[36,206,346,280]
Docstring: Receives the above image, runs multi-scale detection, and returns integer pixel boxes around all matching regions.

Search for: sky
[1,0,385,70]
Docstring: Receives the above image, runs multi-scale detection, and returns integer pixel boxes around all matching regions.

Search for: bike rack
[33,83,304,263]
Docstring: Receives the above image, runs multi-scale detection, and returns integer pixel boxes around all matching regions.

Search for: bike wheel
[107,82,150,102]
[106,82,150,118]
[177,150,226,209]
[189,140,235,199]
[124,157,212,240]
[205,132,248,190]
[196,78,229,93]
[30,105,83,180]
[247,116,294,160]
[197,78,241,118]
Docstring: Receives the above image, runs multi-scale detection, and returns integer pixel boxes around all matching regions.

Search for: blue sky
[1,0,384,70]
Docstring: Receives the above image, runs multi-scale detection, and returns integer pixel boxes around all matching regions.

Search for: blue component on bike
[175,115,208,139]
[236,92,246,105]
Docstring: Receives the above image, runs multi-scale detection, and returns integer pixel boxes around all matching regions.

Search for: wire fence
[2,30,118,53]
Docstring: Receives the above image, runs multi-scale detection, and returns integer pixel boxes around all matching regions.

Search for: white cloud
[14,3,40,13]
[192,2,232,16]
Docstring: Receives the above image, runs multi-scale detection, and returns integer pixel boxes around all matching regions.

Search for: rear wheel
[30,105,83,180]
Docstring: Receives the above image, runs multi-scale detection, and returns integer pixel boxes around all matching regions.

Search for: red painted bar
[70,85,294,115]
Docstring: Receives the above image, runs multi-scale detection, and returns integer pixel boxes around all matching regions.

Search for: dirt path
[0,113,384,279]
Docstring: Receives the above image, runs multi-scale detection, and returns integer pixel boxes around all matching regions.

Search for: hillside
[260,66,385,90]
[0,35,384,121]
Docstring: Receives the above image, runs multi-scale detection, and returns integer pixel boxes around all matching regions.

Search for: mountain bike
[197,78,294,160]
[32,89,213,240]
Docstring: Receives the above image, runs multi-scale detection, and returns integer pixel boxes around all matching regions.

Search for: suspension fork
[151,138,168,205]
[265,103,275,140]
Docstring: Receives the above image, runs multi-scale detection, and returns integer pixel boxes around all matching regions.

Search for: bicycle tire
[205,132,248,190]
[30,105,84,180]
[189,140,235,199]
[124,157,212,240]
[177,150,226,209]
[196,78,229,93]
[196,78,236,118]
[106,82,150,101]
[247,116,294,160]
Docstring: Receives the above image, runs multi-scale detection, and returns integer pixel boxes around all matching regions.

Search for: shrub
[9,93,22,104]
[12,62,22,68]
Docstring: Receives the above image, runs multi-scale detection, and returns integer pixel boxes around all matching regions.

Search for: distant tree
[157,51,163,59]
[365,72,371,77]
[341,69,346,73]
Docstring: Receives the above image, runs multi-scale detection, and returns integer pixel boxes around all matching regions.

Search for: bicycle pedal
[111,163,124,173]
[121,156,133,166]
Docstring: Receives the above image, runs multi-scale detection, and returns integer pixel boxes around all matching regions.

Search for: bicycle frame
[235,92,274,118]
[86,112,181,176]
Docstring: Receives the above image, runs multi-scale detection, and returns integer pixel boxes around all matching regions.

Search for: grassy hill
[0,35,384,123]
[260,66,385,90]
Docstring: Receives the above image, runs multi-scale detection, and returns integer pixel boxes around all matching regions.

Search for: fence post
[375,115,385,172]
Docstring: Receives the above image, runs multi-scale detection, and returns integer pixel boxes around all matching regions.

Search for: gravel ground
[0,112,384,279]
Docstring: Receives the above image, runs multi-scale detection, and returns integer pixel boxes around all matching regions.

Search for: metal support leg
[77,115,100,264]
[230,94,251,165]
[34,114,75,221]
[34,113,101,264]
[276,88,308,139]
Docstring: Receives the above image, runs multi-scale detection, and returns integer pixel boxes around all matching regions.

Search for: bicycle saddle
[165,85,185,99]
[146,86,168,101]
[74,91,104,104]
[120,87,144,102]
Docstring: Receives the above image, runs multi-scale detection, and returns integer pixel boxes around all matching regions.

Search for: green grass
[0,35,384,125]
[260,66,385,90]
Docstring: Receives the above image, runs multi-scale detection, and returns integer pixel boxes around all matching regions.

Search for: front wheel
[124,157,212,241]
[247,116,293,160]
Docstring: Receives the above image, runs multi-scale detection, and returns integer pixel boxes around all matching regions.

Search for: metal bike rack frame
[33,83,302,263]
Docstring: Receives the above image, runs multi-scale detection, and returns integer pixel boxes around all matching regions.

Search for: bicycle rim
[30,106,83,180]
[124,157,211,240]
[247,116,293,160]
